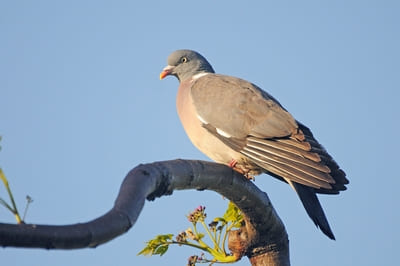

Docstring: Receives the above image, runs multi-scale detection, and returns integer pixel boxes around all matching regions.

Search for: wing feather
[191,74,298,139]
[192,74,348,194]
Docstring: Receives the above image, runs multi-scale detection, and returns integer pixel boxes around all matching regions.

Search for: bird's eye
[181,57,188,63]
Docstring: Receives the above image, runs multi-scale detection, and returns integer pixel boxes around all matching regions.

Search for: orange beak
[159,65,174,80]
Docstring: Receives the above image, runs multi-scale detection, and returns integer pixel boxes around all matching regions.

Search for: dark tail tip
[292,182,336,240]
[320,223,336,240]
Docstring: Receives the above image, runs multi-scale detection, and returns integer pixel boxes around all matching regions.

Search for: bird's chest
[176,80,243,164]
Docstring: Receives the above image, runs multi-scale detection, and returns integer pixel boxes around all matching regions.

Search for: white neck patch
[192,72,209,80]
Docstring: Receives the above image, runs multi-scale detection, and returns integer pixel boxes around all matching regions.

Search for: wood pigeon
[160,49,348,240]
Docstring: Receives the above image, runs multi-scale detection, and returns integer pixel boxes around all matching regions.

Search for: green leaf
[137,245,153,256]
[138,234,173,256]
[222,202,243,226]
[212,217,227,224]
[139,203,244,264]
[155,234,174,242]
[154,244,169,256]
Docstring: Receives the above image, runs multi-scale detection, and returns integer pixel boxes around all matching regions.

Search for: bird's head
[160,49,215,82]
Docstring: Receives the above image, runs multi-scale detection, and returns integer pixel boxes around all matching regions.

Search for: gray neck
[178,60,215,82]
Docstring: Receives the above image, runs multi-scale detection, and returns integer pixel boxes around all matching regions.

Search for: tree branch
[0,159,289,265]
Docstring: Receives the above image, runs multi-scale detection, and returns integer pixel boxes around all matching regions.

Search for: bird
[160,49,348,240]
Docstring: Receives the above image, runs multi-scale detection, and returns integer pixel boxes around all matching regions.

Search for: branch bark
[0,159,289,265]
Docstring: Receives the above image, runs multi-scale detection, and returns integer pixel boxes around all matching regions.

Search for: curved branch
[0,159,289,265]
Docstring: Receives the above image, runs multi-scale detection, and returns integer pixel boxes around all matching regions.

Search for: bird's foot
[228,159,238,168]
[227,159,255,180]
[244,171,255,181]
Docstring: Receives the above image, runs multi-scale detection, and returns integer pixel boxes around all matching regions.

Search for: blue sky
[1,1,399,265]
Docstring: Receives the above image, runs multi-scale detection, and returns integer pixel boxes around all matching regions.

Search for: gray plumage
[160,49,349,240]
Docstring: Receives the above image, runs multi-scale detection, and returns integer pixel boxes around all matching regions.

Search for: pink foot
[227,159,256,180]
[228,159,238,168]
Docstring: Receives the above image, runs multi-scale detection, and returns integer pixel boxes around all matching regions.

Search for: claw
[227,159,255,180]
[228,159,238,168]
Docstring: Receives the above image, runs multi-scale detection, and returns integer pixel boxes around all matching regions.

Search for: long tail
[291,181,335,240]
[201,122,347,239]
